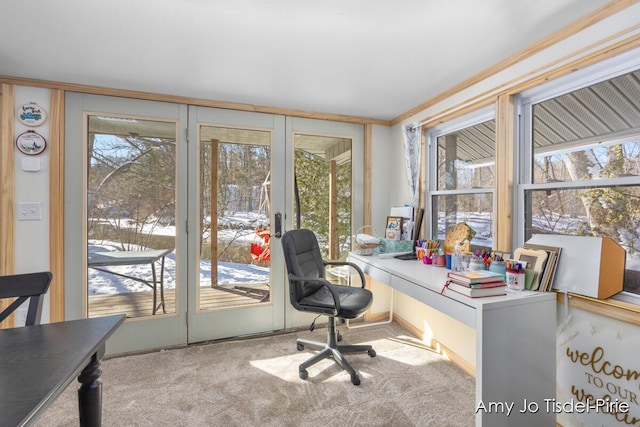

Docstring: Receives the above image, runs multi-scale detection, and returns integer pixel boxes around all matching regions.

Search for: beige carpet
[35,322,475,426]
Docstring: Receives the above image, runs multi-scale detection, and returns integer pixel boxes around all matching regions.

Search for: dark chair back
[281,229,327,307]
[0,272,53,326]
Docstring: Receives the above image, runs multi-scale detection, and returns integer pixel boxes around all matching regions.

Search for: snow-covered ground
[88,240,269,295]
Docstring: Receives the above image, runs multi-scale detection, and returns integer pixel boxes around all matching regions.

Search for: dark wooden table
[0,314,125,427]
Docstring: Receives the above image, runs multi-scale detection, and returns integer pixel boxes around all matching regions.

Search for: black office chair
[0,271,52,326]
[281,229,375,385]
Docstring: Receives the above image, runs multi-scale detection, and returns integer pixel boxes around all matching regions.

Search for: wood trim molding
[0,84,15,275]
[361,124,373,321]
[494,94,515,253]
[0,75,389,128]
[391,0,640,126]
[363,123,372,227]
[0,84,15,328]
[49,89,65,322]
[556,292,640,327]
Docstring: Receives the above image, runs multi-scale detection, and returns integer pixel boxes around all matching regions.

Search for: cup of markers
[505,259,526,291]
[417,239,441,265]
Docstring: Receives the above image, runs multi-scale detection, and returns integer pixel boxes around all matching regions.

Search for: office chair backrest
[0,271,53,327]
[281,229,327,304]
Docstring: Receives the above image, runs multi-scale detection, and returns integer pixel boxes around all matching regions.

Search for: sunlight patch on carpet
[249,353,310,382]
[249,334,444,383]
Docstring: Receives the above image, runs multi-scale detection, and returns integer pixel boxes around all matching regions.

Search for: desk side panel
[476,298,556,427]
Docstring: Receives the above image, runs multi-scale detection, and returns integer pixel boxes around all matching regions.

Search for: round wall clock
[16,130,47,155]
[17,102,47,126]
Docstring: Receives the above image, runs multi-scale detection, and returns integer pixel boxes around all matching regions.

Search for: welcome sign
[557,315,640,426]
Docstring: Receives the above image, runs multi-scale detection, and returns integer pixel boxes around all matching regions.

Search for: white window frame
[517,46,640,303]
[426,106,495,243]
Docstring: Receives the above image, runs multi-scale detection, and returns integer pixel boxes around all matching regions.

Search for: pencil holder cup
[506,270,525,291]
[423,254,432,264]
[433,254,446,267]
[489,261,506,275]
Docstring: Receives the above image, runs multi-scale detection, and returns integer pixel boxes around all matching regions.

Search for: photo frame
[16,130,47,155]
[385,216,403,241]
[513,247,548,291]
[523,243,562,292]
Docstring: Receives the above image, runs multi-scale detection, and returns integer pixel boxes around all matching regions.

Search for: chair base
[296,317,376,385]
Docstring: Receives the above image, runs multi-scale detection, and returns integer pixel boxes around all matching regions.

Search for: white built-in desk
[349,252,556,427]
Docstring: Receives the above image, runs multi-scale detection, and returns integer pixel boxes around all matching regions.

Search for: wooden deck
[88,284,270,318]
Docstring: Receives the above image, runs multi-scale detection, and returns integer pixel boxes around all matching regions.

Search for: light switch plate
[17,202,42,221]
[22,157,41,171]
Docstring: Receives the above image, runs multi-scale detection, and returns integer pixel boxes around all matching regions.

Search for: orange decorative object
[251,228,271,262]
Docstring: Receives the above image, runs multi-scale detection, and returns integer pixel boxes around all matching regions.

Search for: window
[427,107,495,252]
[519,48,640,297]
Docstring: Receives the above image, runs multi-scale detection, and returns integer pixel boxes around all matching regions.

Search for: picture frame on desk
[522,243,562,292]
[513,247,548,291]
[385,216,403,241]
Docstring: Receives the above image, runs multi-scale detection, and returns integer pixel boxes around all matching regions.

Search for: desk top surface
[0,314,125,426]
[349,252,555,310]
[88,248,172,267]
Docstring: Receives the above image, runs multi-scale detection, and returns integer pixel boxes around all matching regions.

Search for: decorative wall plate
[17,102,47,126]
[16,130,47,155]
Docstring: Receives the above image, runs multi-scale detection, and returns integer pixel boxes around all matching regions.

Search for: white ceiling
[0,0,612,122]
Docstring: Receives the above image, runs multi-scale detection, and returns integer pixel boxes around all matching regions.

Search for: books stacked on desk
[443,270,507,298]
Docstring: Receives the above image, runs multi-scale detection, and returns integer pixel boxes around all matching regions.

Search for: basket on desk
[352,225,379,256]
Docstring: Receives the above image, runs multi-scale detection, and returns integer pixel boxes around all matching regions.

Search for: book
[446,269,505,284]
[447,277,505,289]
[466,280,507,289]
[444,281,506,298]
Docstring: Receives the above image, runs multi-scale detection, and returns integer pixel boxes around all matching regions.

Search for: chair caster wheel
[297,343,304,351]
[351,375,361,386]
[337,332,343,342]
[299,369,308,380]
[368,349,376,357]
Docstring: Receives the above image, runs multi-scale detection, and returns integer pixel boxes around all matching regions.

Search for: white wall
[12,86,51,324]
[13,86,51,274]
[369,124,398,232]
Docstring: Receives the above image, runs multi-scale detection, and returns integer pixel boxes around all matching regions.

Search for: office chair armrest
[323,260,366,288]
[288,274,341,315]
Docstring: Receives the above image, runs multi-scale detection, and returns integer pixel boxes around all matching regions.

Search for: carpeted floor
[35,322,475,426]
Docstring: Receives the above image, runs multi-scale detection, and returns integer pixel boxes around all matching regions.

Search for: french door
[65,94,363,353]
[187,110,364,339]
[65,94,189,353]
[186,107,286,342]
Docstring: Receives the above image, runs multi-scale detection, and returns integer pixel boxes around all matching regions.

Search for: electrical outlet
[17,202,42,221]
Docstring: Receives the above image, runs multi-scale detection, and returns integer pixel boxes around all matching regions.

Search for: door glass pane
[293,134,352,261]
[198,126,271,311]
[87,115,177,318]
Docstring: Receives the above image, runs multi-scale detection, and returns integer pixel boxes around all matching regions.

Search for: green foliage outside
[294,150,352,260]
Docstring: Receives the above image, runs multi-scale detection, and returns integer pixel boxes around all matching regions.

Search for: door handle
[274,212,282,238]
